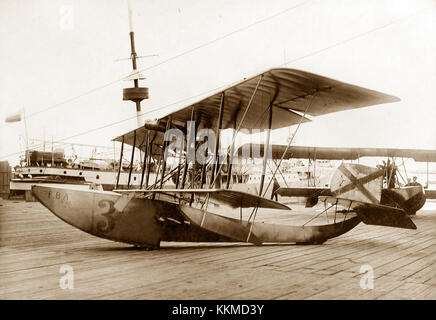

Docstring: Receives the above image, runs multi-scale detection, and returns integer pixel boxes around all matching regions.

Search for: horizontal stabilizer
[355,204,417,230]
[425,189,436,199]
[320,196,416,230]
[114,188,291,210]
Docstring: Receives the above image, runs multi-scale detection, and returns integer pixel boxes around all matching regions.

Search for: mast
[123,0,148,128]
[51,135,54,166]
[122,0,149,182]
[22,107,30,165]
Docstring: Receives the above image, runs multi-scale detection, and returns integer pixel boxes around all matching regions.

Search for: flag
[5,110,22,123]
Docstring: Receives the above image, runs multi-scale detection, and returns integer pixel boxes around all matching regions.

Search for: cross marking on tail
[334,166,383,204]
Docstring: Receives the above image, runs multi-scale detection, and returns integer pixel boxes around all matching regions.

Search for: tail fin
[330,163,384,204]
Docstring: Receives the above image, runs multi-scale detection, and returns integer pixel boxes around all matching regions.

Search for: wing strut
[160,118,172,189]
[139,130,149,187]
[210,92,225,186]
[225,117,237,189]
[261,91,317,199]
[259,104,273,196]
[249,99,274,242]
[116,135,124,189]
[127,129,136,189]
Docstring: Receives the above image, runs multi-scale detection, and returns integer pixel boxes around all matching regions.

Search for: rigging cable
[244,90,314,237]
[0,0,311,130]
[0,8,424,160]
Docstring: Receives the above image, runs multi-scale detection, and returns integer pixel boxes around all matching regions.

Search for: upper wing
[114,68,399,147]
[238,144,436,162]
[112,129,165,154]
[158,68,399,131]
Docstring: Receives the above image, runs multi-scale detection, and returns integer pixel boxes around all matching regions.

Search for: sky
[0,0,435,168]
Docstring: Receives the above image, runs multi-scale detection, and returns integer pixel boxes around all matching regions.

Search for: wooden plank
[1,199,435,299]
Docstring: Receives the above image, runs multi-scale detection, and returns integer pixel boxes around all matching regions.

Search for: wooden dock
[0,199,435,299]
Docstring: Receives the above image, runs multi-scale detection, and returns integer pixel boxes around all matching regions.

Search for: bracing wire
[0,7,423,160]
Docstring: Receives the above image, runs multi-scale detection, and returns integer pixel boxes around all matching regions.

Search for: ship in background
[9,140,155,200]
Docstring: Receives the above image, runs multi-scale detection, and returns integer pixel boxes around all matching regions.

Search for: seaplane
[29,2,432,249]
[238,144,436,214]
[33,63,430,248]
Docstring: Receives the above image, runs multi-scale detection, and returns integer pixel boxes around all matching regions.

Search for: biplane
[238,144,436,214]
[31,66,431,249]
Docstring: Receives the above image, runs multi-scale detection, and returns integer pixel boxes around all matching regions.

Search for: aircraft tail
[330,163,384,204]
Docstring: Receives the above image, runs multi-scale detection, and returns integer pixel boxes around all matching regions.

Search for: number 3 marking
[96,199,117,233]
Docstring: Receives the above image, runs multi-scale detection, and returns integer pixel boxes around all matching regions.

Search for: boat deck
[0,199,435,299]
